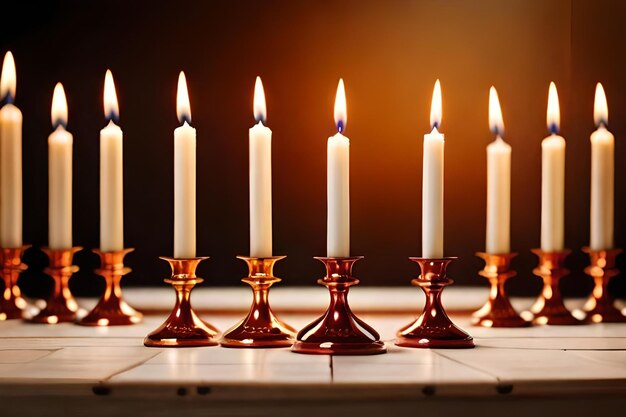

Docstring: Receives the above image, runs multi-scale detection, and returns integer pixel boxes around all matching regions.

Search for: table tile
[0,349,52,363]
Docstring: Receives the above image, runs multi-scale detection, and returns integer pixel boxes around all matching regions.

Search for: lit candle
[541,82,565,252]
[174,72,196,258]
[249,76,272,257]
[422,80,444,258]
[590,83,614,250]
[100,70,124,252]
[327,79,350,257]
[48,83,73,249]
[0,52,22,248]
[486,86,511,254]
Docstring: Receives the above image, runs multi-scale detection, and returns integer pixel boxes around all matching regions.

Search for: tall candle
[48,83,73,249]
[541,82,565,252]
[486,87,511,254]
[422,80,444,258]
[174,72,196,258]
[0,52,22,248]
[590,83,614,250]
[249,76,272,257]
[327,79,350,257]
[100,70,124,252]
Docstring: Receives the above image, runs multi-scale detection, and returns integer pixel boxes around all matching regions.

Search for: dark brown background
[1,0,624,298]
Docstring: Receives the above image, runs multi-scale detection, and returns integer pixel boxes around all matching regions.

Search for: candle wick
[549,123,559,135]
[2,92,14,105]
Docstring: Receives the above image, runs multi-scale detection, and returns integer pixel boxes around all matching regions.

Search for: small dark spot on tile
[197,386,211,395]
[497,384,513,394]
[177,387,188,396]
[422,385,436,396]
[92,386,111,396]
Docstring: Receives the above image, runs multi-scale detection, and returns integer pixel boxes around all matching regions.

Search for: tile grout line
[432,350,502,383]
[100,350,162,383]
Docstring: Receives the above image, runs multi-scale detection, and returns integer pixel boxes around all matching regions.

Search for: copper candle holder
[582,247,625,323]
[78,248,143,326]
[144,257,219,347]
[529,249,583,325]
[221,256,296,348]
[31,247,82,324]
[292,256,386,355]
[472,252,529,328]
[0,246,29,320]
[395,257,474,349]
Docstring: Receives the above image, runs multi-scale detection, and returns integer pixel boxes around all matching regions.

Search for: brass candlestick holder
[31,247,82,324]
[144,257,219,347]
[472,252,529,328]
[221,256,296,348]
[78,248,143,326]
[395,257,474,349]
[582,247,625,323]
[0,246,29,320]
[292,256,386,355]
[529,249,583,325]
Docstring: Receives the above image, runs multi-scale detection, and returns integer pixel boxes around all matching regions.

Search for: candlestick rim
[93,247,135,256]
[236,255,286,262]
[160,256,210,262]
[0,244,32,252]
[42,246,83,254]
[581,247,623,256]
[531,248,572,257]
[475,251,518,258]
[409,256,458,261]
[314,256,364,262]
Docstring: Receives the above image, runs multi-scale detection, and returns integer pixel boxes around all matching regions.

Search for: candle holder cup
[31,247,82,324]
[395,257,474,348]
[472,252,530,327]
[78,248,143,326]
[0,246,30,320]
[528,249,584,325]
[221,256,296,348]
[292,256,386,355]
[582,247,625,323]
[144,256,219,347]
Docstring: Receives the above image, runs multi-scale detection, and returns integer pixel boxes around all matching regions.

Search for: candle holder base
[582,247,626,323]
[144,257,219,347]
[78,249,143,326]
[292,257,386,355]
[528,249,585,326]
[220,256,296,348]
[472,252,530,328]
[395,257,474,349]
[0,246,29,321]
[31,247,82,324]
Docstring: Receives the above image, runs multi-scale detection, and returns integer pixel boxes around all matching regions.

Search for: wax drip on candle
[334,78,347,133]
[430,79,442,131]
[51,82,68,129]
[176,71,192,125]
[594,83,608,128]
[0,52,16,104]
[547,82,560,135]
[103,70,120,124]
[488,86,504,138]
[253,76,267,125]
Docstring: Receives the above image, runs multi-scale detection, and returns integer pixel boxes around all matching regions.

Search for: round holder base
[220,256,296,348]
[395,257,474,349]
[292,257,386,356]
[0,246,29,321]
[582,247,626,323]
[144,257,219,348]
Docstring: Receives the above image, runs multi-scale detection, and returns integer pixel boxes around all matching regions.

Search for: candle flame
[253,76,266,123]
[334,78,347,133]
[176,71,191,124]
[51,82,68,129]
[488,86,504,136]
[103,69,119,122]
[0,51,16,103]
[430,79,442,130]
[594,82,608,128]
[547,82,560,134]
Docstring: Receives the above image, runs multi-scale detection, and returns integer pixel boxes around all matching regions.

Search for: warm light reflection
[488,86,504,136]
[430,79,442,130]
[594,82,608,127]
[103,69,119,122]
[334,78,347,133]
[176,71,191,124]
[0,51,16,102]
[253,76,266,123]
[547,82,560,134]
[51,82,68,128]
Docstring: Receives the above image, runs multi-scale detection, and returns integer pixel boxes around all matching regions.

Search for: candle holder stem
[144,257,219,347]
[31,247,82,324]
[78,248,143,326]
[395,257,474,348]
[292,257,386,355]
[221,256,296,348]
[0,246,29,320]
[472,252,529,327]
[582,247,625,323]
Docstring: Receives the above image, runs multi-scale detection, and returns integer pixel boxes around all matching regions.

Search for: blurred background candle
[327,79,350,257]
[174,72,196,258]
[249,76,272,258]
[0,52,22,249]
[541,82,565,252]
[422,80,444,258]
[48,83,73,249]
[100,70,124,252]
[486,86,511,254]
[590,83,614,250]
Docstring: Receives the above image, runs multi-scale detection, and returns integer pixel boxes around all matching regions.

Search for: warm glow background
[1,0,625,297]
